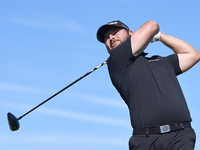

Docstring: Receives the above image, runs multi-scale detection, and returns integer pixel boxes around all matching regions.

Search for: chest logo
[148,59,160,62]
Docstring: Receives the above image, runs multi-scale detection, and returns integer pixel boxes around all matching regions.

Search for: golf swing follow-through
[7,61,106,131]
[7,19,200,150]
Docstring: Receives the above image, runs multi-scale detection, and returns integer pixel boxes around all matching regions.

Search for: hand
[151,31,161,43]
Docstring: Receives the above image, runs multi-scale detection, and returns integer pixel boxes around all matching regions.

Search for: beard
[111,39,123,50]
[107,35,130,53]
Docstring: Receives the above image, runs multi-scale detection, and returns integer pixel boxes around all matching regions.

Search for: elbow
[192,51,200,65]
[198,52,200,62]
[148,20,160,34]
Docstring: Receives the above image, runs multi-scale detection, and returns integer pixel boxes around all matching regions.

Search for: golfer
[97,20,200,150]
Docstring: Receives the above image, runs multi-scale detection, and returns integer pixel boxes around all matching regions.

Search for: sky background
[0,0,200,150]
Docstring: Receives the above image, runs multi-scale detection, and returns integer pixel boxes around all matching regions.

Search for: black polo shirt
[106,36,192,129]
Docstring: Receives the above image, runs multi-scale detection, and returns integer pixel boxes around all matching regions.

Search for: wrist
[151,31,161,43]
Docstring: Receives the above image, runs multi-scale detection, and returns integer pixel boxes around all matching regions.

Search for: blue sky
[0,0,200,150]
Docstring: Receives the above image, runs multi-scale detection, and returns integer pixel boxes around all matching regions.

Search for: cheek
[105,41,110,47]
[105,42,112,53]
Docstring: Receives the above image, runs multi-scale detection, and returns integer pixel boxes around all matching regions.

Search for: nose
[108,34,115,41]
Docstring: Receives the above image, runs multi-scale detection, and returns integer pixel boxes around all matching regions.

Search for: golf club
[7,61,106,131]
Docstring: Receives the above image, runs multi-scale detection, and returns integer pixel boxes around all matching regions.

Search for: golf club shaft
[17,61,107,120]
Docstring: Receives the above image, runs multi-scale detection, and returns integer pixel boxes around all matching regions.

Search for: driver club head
[7,112,20,131]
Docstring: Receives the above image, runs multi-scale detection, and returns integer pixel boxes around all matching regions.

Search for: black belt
[133,122,191,136]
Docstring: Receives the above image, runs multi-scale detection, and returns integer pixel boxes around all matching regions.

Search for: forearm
[160,33,197,55]
[160,32,200,72]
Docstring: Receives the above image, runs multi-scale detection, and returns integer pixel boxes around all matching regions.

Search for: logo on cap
[107,21,118,25]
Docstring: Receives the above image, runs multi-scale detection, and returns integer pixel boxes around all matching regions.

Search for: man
[96,20,200,150]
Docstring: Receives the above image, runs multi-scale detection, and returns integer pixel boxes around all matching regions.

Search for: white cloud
[38,107,129,126]
[0,133,127,146]
[0,100,129,126]
[0,82,49,94]
[0,82,125,108]
[8,14,87,34]
[67,91,126,108]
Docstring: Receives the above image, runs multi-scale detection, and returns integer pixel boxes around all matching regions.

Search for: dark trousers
[129,128,196,150]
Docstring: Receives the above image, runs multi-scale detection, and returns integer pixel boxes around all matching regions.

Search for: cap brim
[97,25,114,43]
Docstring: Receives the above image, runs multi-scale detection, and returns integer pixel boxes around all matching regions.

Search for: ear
[129,30,134,36]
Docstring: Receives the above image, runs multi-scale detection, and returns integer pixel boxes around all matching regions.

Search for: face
[104,27,133,54]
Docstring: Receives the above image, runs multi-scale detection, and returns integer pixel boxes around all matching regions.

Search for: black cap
[97,20,130,43]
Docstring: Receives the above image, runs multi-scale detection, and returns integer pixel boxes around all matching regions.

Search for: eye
[104,29,121,42]
[113,29,120,35]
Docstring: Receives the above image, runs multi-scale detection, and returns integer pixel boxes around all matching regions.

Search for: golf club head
[7,112,20,131]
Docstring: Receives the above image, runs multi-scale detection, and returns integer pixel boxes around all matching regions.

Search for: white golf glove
[151,31,161,43]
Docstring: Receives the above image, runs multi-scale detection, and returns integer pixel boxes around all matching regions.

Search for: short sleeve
[165,54,182,76]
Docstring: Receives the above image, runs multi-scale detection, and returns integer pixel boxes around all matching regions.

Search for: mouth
[111,40,121,49]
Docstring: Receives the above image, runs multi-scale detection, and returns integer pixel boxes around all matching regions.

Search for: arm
[131,20,160,56]
[160,33,200,72]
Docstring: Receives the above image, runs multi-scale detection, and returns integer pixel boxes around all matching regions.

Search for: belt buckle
[160,125,170,133]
